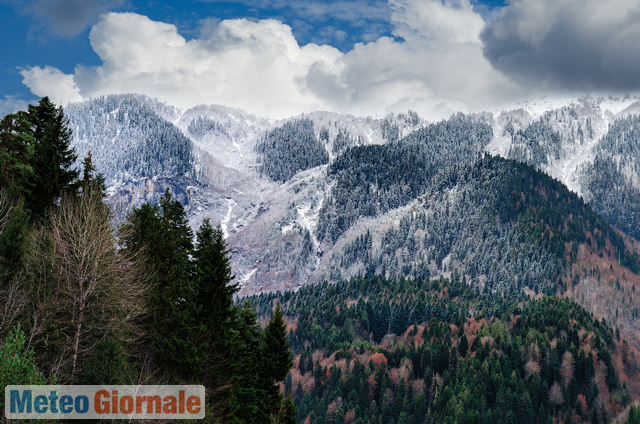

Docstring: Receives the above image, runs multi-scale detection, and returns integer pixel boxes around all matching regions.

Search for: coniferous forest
[2,98,640,424]
[0,98,295,423]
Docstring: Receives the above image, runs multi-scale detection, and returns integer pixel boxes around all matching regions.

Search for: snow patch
[239,269,256,285]
[221,197,236,239]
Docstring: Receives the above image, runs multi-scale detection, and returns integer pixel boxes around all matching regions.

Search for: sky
[1,0,640,120]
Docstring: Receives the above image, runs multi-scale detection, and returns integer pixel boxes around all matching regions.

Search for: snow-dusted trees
[580,115,640,241]
[255,118,329,182]
[318,113,492,242]
[187,116,227,138]
[508,118,562,166]
[65,94,195,185]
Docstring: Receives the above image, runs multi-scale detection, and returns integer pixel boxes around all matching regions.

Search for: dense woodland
[502,110,640,256]
[0,98,295,423]
[65,94,195,185]
[188,116,229,139]
[2,98,640,424]
[246,275,635,424]
[318,113,492,243]
[580,115,640,241]
[321,151,637,307]
[255,118,329,182]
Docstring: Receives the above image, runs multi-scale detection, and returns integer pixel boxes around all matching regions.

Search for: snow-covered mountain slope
[64,93,640,298]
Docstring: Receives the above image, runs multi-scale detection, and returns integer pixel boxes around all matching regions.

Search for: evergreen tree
[26,97,78,220]
[263,303,294,415]
[124,189,195,379]
[0,325,51,411]
[0,111,34,200]
[78,151,106,197]
[228,302,268,423]
[193,219,241,418]
[0,191,30,281]
[278,394,297,424]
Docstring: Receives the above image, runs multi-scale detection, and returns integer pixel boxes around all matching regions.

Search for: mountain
[64,93,640,353]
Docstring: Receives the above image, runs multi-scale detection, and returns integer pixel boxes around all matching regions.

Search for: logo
[5,385,205,420]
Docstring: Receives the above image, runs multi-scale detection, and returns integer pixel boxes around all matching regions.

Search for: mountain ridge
[62,93,640,352]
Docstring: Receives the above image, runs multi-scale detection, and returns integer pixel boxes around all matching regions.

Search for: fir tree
[124,189,195,379]
[26,97,78,220]
[263,303,294,415]
[193,219,240,417]
[0,111,34,200]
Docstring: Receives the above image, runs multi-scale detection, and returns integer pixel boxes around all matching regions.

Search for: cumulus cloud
[20,65,83,104]
[305,0,524,118]
[481,0,640,91]
[20,1,525,119]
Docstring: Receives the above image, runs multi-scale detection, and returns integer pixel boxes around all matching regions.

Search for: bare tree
[560,351,575,388]
[42,189,150,381]
[549,380,565,418]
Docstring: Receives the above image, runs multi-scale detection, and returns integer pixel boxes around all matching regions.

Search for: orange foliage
[576,394,588,413]
[370,352,388,368]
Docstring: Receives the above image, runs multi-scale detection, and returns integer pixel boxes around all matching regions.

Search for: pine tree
[0,111,34,200]
[79,151,106,197]
[278,394,297,424]
[0,112,34,277]
[0,324,51,411]
[227,302,268,423]
[124,189,195,379]
[0,191,30,281]
[192,219,241,419]
[262,303,294,416]
[193,219,238,333]
[26,97,78,220]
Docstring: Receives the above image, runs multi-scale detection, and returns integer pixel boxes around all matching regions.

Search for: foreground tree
[26,97,78,220]
[0,325,52,412]
[125,191,296,423]
[27,188,149,382]
[0,111,34,201]
[124,189,196,378]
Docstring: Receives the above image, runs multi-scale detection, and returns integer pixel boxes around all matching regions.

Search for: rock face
[66,93,640,299]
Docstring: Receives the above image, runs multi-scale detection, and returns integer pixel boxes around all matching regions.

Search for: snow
[221,197,236,239]
[65,92,640,296]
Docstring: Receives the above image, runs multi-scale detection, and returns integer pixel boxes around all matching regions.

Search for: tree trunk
[71,308,84,379]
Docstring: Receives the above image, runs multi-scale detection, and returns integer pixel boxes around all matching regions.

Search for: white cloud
[20,65,83,105]
[0,95,31,118]
[22,12,343,118]
[305,0,525,118]
[20,2,526,120]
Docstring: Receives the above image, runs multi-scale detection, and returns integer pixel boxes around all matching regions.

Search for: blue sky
[1,0,638,119]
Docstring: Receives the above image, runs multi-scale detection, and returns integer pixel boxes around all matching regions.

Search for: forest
[2,98,640,424]
[64,94,196,185]
[0,98,296,423]
[246,274,636,424]
[255,118,329,182]
[579,115,640,241]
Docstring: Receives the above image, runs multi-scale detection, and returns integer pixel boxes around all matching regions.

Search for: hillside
[245,275,640,424]
[60,93,640,360]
